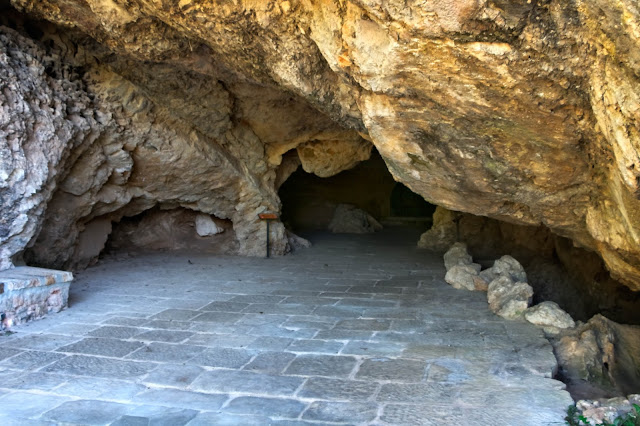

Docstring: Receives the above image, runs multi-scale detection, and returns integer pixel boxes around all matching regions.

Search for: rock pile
[441,242,640,406]
[442,243,573,327]
[573,395,640,425]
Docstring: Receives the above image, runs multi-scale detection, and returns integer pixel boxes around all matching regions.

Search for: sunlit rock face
[1,1,639,288]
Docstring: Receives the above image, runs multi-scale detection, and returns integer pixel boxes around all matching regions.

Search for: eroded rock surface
[0,1,639,289]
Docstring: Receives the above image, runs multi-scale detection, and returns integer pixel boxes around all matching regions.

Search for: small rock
[473,276,489,292]
[487,276,533,320]
[195,214,223,236]
[443,242,473,271]
[481,255,527,283]
[286,230,312,251]
[328,204,382,234]
[445,264,480,291]
[525,301,575,334]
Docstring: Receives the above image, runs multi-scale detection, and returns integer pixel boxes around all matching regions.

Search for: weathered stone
[328,204,382,234]
[297,136,373,178]
[525,302,576,334]
[286,230,312,251]
[444,264,480,291]
[487,276,533,320]
[195,214,224,237]
[443,242,473,271]
[0,266,72,325]
[481,255,528,284]
[418,207,460,251]
[553,315,640,397]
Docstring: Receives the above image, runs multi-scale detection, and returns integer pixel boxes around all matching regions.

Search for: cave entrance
[278,149,436,235]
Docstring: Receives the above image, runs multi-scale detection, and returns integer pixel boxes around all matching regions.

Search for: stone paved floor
[0,228,573,425]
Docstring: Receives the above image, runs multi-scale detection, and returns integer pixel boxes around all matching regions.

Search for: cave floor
[0,227,572,425]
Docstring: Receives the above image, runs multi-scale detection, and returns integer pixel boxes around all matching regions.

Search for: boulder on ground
[525,301,575,334]
[195,214,224,236]
[328,204,382,234]
[552,315,640,398]
[480,255,527,283]
[445,264,480,291]
[443,242,473,271]
[286,230,312,252]
[487,276,533,320]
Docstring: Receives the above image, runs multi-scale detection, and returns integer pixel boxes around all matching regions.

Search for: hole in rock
[278,149,436,234]
[104,206,239,256]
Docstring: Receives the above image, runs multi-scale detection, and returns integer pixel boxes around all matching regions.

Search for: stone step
[0,266,73,326]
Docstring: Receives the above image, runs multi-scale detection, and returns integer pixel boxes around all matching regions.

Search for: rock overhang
[0,0,638,290]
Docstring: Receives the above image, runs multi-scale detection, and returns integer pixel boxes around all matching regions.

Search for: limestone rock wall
[1,1,640,289]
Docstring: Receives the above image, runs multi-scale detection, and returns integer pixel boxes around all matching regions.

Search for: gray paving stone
[117,405,199,426]
[337,298,397,308]
[0,347,23,361]
[150,309,200,321]
[229,295,286,304]
[224,396,307,418]
[190,370,304,396]
[356,358,428,382]
[243,351,296,374]
[314,329,374,341]
[110,415,149,426]
[341,340,405,356]
[377,382,460,403]
[186,412,272,425]
[191,312,244,323]
[102,317,147,326]
[43,355,155,378]
[380,403,465,425]
[143,363,205,388]
[6,372,67,391]
[88,326,142,339]
[141,319,193,330]
[247,336,293,351]
[185,332,255,348]
[127,342,206,362]
[45,322,100,336]
[282,296,339,306]
[302,401,378,423]
[0,231,572,425]
[283,317,336,330]
[288,339,344,354]
[238,314,289,327]
[188,347,254,368]
[200,301,249,312]
[57,338,144,358]
[298,377,378,401]
[284,354,357,377]
[134,329,195,343]
[0,391,70,419]
[312,306,365,319]
[55,376,146,399]
[249,324,318,339]
[42,399,131,424]
[133,388,228,411]
[4,334,81,351]
[243,303,316,315]
[334,319,391,331]
[0,350,65,370]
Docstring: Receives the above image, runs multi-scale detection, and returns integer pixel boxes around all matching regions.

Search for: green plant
[566,404,640,426]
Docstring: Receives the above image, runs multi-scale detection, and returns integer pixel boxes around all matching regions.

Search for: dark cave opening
[278,149,436,234]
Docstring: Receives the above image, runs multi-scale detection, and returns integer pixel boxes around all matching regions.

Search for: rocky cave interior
[2,0,640,406]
